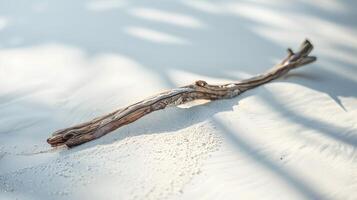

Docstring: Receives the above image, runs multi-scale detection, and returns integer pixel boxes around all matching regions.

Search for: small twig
[47,40,316,148]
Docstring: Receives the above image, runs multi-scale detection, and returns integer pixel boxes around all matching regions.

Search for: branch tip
[287,48,294,56]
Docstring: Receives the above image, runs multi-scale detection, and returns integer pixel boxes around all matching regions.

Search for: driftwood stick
[47,40,316,148]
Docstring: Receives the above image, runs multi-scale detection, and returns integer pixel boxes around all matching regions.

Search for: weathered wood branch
[47,40,316,148]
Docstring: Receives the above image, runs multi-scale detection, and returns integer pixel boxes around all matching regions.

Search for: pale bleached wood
[47,40,316,148]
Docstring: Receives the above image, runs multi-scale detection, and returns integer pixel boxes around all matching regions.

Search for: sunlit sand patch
[129,8,204,29]
[124,26,189,44]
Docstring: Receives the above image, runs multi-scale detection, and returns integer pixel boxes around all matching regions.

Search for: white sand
[1,0,357,199]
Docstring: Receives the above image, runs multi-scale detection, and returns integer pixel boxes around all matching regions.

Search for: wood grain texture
[47,40,316,148]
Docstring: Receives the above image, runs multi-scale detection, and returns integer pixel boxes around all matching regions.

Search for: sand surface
[1,0,357,199]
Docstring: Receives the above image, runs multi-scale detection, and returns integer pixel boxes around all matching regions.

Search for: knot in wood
[195,80,207,87]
